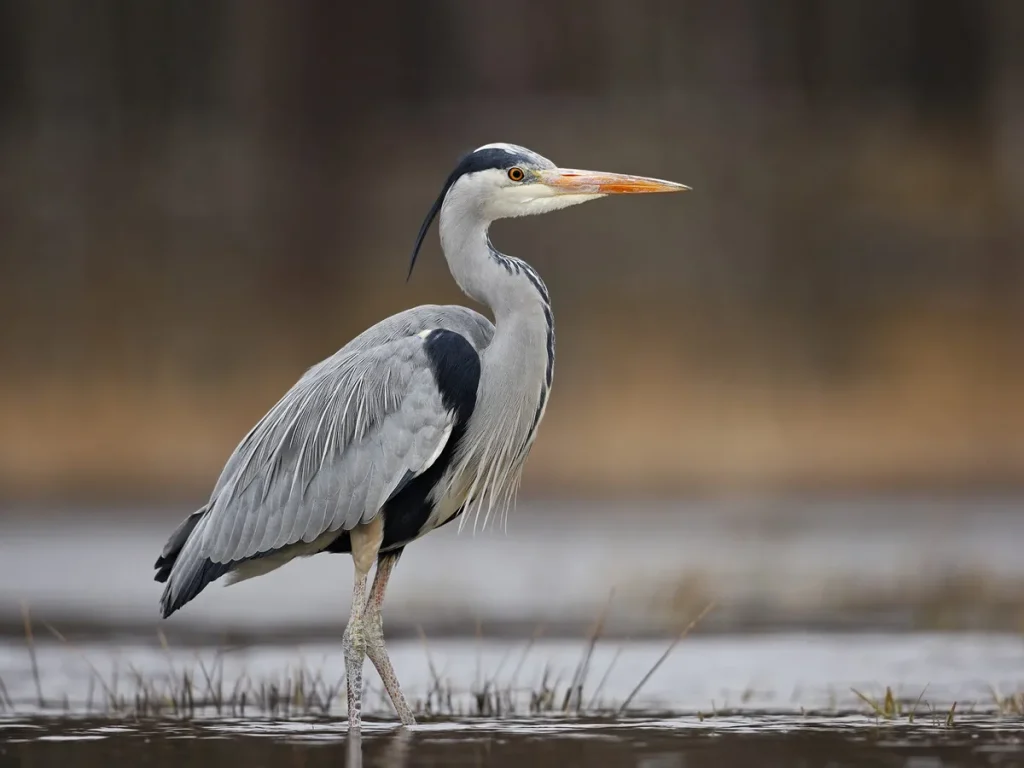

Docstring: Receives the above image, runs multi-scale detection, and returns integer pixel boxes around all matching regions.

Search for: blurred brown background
[1,0,1022,506]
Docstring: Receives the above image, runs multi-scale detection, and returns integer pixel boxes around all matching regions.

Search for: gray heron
[153,142,688,730]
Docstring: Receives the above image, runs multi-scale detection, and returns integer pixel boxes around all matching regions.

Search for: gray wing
[204,335,452,562]
[205,303,493,557]
[333,303,493,358]
[159,307,487,614]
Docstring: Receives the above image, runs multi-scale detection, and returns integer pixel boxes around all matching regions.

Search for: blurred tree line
[0,0,1020,503]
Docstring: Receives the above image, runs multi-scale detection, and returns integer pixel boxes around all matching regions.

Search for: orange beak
[536,168,691,195]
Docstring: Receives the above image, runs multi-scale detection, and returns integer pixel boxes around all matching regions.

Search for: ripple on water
[3,712,1024,741]
[2,713,1023,768]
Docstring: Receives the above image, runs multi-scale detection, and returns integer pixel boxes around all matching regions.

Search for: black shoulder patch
[422,329,480,425]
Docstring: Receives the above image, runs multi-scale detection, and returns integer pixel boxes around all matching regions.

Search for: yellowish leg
[344,518,383,732]
[364,550,415,726]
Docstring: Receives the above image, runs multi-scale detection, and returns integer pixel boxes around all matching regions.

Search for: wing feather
[156,303,493,616]
[195,335,453,569]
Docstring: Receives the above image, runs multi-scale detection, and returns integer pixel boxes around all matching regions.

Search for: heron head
[409,143,689,279]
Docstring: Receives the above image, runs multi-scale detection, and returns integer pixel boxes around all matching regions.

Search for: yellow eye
[507,167,525,182]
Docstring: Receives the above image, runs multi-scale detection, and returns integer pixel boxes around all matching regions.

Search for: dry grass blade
[0,673,11,712]
[486,643,514,689]
[196,654,224,714]
[475,617,483,690]
[908,683,929,722]
[883,685,897,717]
[851,687,885,717]
[565,589,614,713]
[586,643,624,712]
[156,629,180,695]
[228,671,248,716]
[417,625,444,703]
[323,673,345,715]
[509,624,544,692]
[617,600,715,716]
[21,601,44,708]
[85,672,96,714]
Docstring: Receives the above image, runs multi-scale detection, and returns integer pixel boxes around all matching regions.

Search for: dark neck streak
[485,239,555,463]
[438,204,555,482]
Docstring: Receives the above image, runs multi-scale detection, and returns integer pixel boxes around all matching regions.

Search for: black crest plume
[407,147,519,281]
[407,174,453,282]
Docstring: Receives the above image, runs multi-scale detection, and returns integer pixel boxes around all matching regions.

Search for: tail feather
[154,505,232,618]
[160,558,231,619]
[153,505,207,583]
[154,504,337,619]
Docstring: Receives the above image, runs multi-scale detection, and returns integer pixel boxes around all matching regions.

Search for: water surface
[4,714,1024,767]
[4,632,1024,766]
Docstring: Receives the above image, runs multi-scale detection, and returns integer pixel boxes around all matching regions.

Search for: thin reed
[7,596,716,720]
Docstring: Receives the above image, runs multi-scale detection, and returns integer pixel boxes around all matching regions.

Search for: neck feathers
[437,205,555,533]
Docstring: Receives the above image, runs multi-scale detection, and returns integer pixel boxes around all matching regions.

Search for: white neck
[437,195,555,530]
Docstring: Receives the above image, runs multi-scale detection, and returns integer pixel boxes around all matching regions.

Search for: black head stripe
[407,146,526,281]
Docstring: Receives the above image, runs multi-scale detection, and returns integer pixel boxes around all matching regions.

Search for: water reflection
[349,728,412,768]
[2,716,1022,767]
[348,730,362,767]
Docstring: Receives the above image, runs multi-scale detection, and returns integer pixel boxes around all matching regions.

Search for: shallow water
[3,715,1024,767]
[4,633,1024,765]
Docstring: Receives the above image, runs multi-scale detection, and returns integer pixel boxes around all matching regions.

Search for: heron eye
[507,167,525,182]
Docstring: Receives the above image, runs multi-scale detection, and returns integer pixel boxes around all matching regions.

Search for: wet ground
[2,632,1024,765]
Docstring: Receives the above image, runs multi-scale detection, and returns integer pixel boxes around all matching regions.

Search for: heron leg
[344,518,384,732]
[363,549,416,726]
[342,571,368,731]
